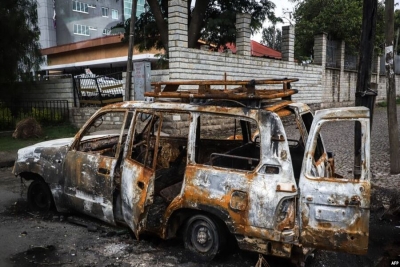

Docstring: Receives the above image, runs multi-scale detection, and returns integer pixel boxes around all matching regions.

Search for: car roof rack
[145,78,299,108]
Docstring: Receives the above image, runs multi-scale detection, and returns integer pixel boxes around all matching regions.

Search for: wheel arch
[165,204,234,239]
[27,179,54,212]
[19,171,45,182]
[19,171,69,213]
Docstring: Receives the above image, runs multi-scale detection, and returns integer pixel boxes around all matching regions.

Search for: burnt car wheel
[183,214,224,261]
[27,180,53,212]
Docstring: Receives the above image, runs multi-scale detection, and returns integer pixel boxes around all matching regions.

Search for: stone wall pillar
[314,33,327,66]
[168,0,188,51]
[281,25,295,62]
[337,40,345,70]
[337,40,345,101]
[373,56,380,79]
[236,13,251,56]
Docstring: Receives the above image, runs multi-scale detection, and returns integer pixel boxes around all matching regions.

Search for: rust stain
[276,200,295,231]
[146,78,299,101]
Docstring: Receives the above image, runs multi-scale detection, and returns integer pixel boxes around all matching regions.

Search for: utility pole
[354,0,378,178]
[125,0,138,100]
[385,0,400,173]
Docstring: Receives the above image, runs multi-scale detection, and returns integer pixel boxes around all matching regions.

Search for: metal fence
[344,54,358,71]
[325,40,359,71]
[0,100,69,131]
[326,40,339,68]
[73,72,124,107]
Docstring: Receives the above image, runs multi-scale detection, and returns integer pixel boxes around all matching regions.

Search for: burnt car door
[299,107,371,255]
[63,110,130,224]
[120,110,161,237]
[184,111,298,255]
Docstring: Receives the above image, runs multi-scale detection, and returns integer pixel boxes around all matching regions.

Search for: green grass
[0,124,78,152]
[377,98,400,107]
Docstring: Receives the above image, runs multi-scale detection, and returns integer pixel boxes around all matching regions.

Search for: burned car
[13,78,371,264]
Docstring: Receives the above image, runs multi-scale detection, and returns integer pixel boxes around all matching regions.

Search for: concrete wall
[21,77,75,108]
[167,47,324,105]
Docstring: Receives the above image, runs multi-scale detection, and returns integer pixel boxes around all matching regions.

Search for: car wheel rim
[190,221,214,253]
[33,190,48,208]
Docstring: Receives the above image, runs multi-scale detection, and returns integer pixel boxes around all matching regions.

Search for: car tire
[27,180,53,212]
[183,214,225,261]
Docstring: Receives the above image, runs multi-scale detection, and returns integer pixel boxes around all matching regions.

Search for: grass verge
[377,98,400,107]
[0,124,78,152]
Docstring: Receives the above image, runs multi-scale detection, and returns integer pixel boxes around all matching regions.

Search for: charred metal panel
[63,151,116,225]
[299,106,370,255]
[13,139,72,181]
[13,140,72,212]
[120,158,154,238]
[287,103,311,115]
[247,112,297,230]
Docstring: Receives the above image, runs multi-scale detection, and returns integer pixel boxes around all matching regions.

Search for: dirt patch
[10,245,63,267]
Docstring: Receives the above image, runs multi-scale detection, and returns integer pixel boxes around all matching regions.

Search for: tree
[0,0,42,83]
[291,0,385,60]
[384,0,400,173]
[119,0,279,53]
[261,26,282,51]
[0,0,42,102]
[394,9,400,54]
[354,0,378,178]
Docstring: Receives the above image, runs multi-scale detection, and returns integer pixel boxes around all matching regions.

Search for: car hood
[15,134,119,162]
[16,137,74,162]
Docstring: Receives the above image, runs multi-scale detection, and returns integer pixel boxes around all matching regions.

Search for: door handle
[98,167,110,175]
[347,196,361,206]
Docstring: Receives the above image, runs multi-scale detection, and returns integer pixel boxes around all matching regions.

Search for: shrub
[31,107,63,123]
[0,106,14,130]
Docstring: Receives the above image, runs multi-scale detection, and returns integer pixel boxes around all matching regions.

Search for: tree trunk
[125,0,137,100]
[188,0,211,48]
[385,0,400,173]
[147,0,169,52]
[354,0,377,178]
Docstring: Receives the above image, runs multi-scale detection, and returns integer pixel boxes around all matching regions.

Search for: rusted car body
[13,78,370,264]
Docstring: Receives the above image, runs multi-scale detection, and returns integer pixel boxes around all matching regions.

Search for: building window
[72,1,89,13]
[112,9,118,20]
[102,28,110,35]
[74,24,90,36]
[102,7,108,17]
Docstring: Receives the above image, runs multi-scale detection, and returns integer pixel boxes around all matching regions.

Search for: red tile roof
[218,40,282,59]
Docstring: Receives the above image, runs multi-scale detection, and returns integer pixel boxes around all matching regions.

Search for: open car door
[121,111,160,238]
[299,107,370,255]
[63,110,130,224]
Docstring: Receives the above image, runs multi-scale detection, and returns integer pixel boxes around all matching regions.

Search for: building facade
[124,0,146,20]
[37,0,57,48]
[37,0,125,48]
